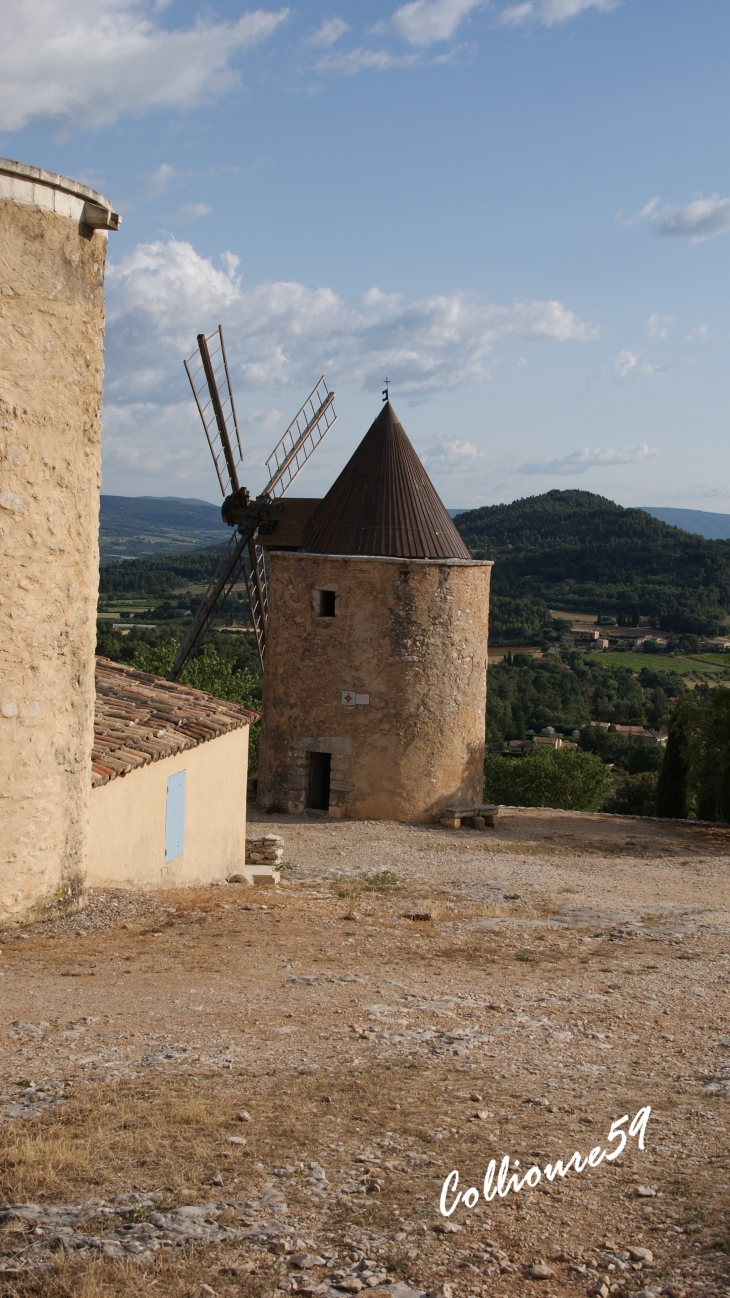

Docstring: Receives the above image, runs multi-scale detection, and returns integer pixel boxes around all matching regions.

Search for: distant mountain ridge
[640,506,730,540]
[99,494,227,560]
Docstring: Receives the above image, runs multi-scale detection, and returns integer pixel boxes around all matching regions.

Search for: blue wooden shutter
[165,770,186,862]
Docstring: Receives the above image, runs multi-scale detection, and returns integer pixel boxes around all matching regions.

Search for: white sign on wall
[341,691,370,705]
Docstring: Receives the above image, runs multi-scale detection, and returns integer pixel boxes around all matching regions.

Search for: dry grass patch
[0,1083,253,1205]
[0,1249,273,1298]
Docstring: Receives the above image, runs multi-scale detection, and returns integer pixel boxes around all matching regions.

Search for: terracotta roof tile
[92,658,258,788]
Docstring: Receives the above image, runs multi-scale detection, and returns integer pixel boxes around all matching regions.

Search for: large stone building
[0,158,120,924]
[257,401,492,822]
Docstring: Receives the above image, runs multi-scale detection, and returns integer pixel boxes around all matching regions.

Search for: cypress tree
[656,698,694,819]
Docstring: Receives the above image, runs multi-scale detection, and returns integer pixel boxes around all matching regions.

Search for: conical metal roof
[301,401,472,560]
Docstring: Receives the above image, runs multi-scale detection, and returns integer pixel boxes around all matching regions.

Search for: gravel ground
[0,807,727,1298]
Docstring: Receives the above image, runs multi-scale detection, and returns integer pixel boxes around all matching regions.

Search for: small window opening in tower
[318,589,336,618]
[307,752,331,810]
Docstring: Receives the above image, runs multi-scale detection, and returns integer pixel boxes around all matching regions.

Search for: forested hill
[454,490,730,637]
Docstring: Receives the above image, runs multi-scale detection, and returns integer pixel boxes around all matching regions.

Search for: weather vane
[382,377,390,403]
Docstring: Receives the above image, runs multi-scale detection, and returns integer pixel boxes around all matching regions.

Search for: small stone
[530,1264,555,1279]
[434,1221,462,1234]
[633,1186,656,1198]
[338,1279,364,1292]
[290,1254,326,1269]
[469,1093,483,1102]
[427,1286,454,1298]
[627,1247,654,1264]
[475,1110,490,1121]
[192,1287,219,1298]
[236,1110,252,1122]
[227,1136,247,1145]
[211,1173,224,1186]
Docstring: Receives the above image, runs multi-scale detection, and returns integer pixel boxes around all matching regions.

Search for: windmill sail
[170,335,337,681]
[184,328,243,498]
[263,378,336,499]
[244,536,268,667]
[169,525,255,680]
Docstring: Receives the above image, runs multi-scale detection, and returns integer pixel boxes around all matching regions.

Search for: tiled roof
[92,658,258,788]
[301,401,472,560]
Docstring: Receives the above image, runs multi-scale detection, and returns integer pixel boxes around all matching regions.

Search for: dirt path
[0,809,728,1297]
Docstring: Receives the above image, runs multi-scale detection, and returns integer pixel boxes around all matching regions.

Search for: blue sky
[3,0,730,509]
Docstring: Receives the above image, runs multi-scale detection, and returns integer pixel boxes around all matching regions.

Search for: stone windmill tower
[257,399,492,822]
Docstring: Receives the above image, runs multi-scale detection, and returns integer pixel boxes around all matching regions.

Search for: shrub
[484,748,611,812]
[603,771,659,816]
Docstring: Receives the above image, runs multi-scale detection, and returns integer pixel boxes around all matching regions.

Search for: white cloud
[140,163,191,198]
[101,399,279,493]
[105,237,598,405]
[391,0,484,46]
[315,46,421,73]
[602,349,671,379]
[520,444,657,476]
[615,196,660,225]
[683,324,710,342]
[101,237,596,491]
[500,0,617,26]
[618,194,730,243]
[646,313,676,339]
[307,16,350,46]
[419,438,489,473]
[172,203,213,220]
[653,196,730,242]
[0,0,288,131]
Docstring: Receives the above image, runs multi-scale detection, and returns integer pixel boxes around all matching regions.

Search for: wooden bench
[441,804,500,830]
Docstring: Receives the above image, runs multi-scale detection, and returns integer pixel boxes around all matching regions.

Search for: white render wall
[87,727,250,889]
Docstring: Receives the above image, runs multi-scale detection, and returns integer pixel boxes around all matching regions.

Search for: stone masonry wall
[257,554,492,822]
[0,198,107,922]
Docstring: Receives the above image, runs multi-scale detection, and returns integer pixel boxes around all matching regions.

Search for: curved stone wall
[0,159,116,922]
[258,552,492,822]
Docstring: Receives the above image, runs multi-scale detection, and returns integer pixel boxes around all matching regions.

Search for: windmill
[168,326,337,681]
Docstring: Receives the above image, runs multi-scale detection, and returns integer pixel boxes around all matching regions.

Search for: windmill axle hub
[221,489,281,529]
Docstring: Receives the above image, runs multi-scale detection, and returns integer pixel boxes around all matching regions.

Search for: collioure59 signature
[439,1105,651,1214]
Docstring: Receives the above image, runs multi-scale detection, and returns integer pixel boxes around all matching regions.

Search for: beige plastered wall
[257,554,492,823]
[87,726,250,889]
[0,169,111,923]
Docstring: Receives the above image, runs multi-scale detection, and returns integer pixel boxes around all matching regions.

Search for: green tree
[603,771,659,816]
[484,748,610,811]
[655,697,696,819]
[691,689,730,822]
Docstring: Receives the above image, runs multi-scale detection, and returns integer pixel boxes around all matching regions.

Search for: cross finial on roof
[382,377,390,403]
